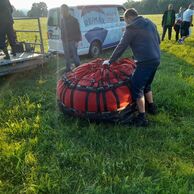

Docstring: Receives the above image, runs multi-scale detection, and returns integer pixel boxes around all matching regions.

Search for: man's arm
[60,18,67,42]
[109,29,133,64]
[75,19,82,41]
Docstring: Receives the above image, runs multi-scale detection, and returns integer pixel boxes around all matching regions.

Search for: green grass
[13,18,48,52]
[0,15,194,193]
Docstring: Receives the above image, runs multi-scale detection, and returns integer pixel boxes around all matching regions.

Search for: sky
[10,0,136,10]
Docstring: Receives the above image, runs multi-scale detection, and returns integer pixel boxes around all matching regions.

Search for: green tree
[123,0,193,14]
[12,6,25,17]
[27,2,48,17]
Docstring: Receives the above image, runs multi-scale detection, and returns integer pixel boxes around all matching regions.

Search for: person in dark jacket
[0,0,16,59]
[60,4,82,72]
[161,4,176,41]
[103,8,160,127]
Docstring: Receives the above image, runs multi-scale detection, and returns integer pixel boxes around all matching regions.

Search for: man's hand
[102,60,110,66]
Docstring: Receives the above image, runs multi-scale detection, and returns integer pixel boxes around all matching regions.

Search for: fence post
[38,18,44,54]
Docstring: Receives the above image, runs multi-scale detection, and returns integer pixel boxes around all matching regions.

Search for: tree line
[12,0,194,17]
[12,2,48,17]
[124,0,193,14]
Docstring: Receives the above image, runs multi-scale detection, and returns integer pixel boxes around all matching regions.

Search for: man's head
[188,4,194,10]
[61,4,69,17]
[168,4,173,10]
[124,8,138,24]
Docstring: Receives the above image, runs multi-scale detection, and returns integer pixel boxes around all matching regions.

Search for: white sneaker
[178,39,184,44]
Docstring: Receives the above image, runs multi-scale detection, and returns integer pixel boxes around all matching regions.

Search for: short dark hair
[124,8,138,18]
[61,4,69,13]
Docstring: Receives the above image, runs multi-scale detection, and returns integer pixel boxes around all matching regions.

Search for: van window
[117,7,125,21]
[48,9,60,26]
[103,7,119,23]
[81,6,119,27]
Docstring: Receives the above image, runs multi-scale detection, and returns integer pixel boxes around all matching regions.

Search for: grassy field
[0,15,194,193]
[13,18,48,52]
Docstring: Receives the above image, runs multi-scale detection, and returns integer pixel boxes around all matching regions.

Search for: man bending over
[103,8,160,127]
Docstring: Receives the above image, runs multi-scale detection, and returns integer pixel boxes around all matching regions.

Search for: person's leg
[145,91,153,104]
[175,25,179,41]
[2,47,10,59]
[168,26,172,40]
[179,22,189,43]
[136,96,145,113]
[180,24,184,38]
[131,66,146,115]
[69,41,80,67]
[161,25,167,41]
[62,41,71,72]
[144,66,159,114]
[0,24,10,59]
[174,25,178,41]
[182,23,190,41]
[131,65,156,126]
[6,23,16,56]
[145,91,158,115]
[177,25,180,41]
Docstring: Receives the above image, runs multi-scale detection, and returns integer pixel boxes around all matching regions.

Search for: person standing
[0,0,16,60]
[60,4,82,72]
[103,8,160,127]
[161,4,176,41]
[179,4,194,44]
[174,7,184,41]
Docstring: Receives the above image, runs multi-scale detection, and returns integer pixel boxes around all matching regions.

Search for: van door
[47,8,63,53]
[100,6,126,49]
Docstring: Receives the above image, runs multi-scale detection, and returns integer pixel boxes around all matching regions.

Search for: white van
[47,5,126,57]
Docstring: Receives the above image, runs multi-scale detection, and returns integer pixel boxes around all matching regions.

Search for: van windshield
[48,9,60,26]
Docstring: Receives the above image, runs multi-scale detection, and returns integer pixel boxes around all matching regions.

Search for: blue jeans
[62,40,80,71]
[131,62,159,101]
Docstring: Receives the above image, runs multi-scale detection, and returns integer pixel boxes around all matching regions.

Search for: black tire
[89,41,101,58]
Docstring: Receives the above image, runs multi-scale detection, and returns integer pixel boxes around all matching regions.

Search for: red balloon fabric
[57,58,136,121]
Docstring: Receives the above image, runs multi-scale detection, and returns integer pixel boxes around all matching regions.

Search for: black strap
[60,82,67,102]
[85,91,90,112]
[61,87,68,105]
[60,83,65,101]
[85,78,96,112]
[96,91,101,113]
[112,89,120,109]
[70,89,74,108]
[102,90,108,112]
[70,84,77,109]
[125,79,131,96]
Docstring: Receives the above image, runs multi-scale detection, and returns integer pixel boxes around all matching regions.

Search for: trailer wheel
[89,41,102,58]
